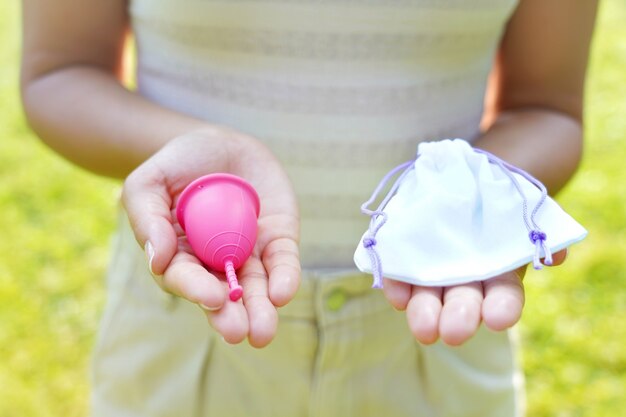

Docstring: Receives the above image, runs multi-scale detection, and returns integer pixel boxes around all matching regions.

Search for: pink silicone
[176,174,260,302]
[225,260,243,301]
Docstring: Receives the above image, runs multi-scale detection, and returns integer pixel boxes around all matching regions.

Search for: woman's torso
[129,0,518,268]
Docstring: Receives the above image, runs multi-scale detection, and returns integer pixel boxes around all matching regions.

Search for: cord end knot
[529,230,547,243]
[529,230,552,270]
[363,237,377,248]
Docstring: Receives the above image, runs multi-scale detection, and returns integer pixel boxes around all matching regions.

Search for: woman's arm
[20,0,301,347]
[386,0,599,346]
[475,0,599,194]
[21,0,210,178]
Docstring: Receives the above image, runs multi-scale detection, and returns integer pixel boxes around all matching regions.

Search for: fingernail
[220,336,235,345]
[145,240,155,275]
[199,303,220,312]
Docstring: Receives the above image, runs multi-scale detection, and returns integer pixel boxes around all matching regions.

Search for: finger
[161,250,227,310]
[545,249,567,266]
[439,282,483,346]
[205,297,249,344]
[406,286,443,345]
[382,278,412,311]
[262,237,301,307]
[239,258,278,348]
[482,271,525,331]
[122,162,178,275]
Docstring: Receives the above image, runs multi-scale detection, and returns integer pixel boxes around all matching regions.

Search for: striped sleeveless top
[129,0,518,268]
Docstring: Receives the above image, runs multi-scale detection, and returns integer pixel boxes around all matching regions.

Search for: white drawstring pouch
[354,139,587,288]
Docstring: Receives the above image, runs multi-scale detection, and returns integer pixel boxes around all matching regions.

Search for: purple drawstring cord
[360,160,415,288]
[473,149,552,269]
[360,147,553,289]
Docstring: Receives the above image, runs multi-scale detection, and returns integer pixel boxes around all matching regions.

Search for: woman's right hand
[122,127,301,347]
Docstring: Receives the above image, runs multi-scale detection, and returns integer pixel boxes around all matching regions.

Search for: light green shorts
[91,214,524,417]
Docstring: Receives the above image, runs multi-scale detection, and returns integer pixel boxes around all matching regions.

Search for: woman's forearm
[473,109,583,195]
[21,66,213,179]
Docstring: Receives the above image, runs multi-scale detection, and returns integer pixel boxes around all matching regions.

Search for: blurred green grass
[1,1,625,416]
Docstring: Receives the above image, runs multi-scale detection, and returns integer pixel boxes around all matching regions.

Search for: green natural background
[1,1,624,416]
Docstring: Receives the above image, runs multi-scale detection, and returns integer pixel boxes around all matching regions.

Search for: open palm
[382,250,567,346]
[122,129,300,347]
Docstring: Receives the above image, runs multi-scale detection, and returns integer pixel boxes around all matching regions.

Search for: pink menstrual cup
[176,173,260,302]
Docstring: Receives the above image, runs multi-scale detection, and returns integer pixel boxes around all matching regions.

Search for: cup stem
[224,260,244,301]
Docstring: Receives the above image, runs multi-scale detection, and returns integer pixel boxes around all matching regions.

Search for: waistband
[277,268,393,327]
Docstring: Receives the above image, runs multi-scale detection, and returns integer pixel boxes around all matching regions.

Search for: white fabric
[354,139,588,287]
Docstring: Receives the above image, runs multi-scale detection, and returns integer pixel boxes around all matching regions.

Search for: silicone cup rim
[175,173,261,231]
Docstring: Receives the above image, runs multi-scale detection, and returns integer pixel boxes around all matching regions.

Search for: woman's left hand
[382,250,567,346]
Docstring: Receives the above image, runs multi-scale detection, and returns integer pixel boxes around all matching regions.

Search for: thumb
[122,164,178,275]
